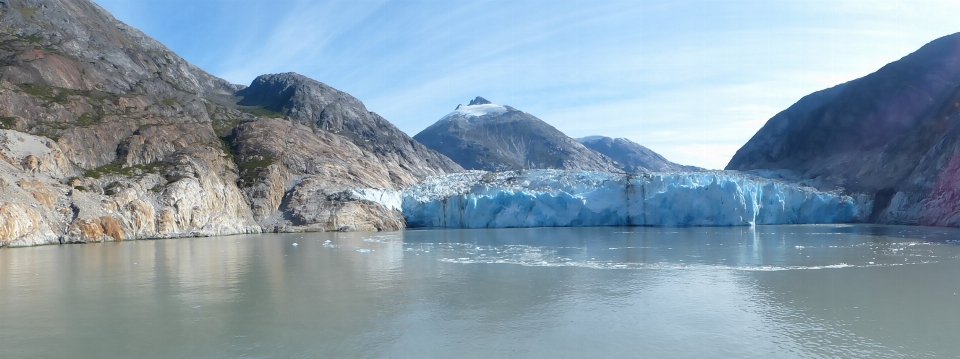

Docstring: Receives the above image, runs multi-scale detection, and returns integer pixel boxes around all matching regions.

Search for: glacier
[392,170,869,228]
[448,103,509,118]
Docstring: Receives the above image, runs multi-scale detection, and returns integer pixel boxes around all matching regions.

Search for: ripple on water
[405,239,946,272]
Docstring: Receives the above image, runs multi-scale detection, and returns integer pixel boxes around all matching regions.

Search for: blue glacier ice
[397,170,869,228]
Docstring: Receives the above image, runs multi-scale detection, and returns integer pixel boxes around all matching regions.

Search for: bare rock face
[0,0,240,97]
[230,119,407,232]
[228,74,463,232]
[0,0,463,246]
[0,202,61,246]
[0,130,261,246]
[0,129,74,177]
[414,97,620,172]
[726,32,960,227]
[235,73,463,180]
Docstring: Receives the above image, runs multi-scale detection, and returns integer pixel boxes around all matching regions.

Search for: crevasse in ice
[395,170,869,228]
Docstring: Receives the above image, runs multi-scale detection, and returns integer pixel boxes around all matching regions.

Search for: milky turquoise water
[2,225,959,358]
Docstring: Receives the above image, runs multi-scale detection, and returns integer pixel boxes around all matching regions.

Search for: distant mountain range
[415,97,694,173]
[414,97,619,172]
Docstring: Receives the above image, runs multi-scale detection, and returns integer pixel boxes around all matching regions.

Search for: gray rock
[467,96,492,106]
[235,73,462,181]
[227,73,464,232]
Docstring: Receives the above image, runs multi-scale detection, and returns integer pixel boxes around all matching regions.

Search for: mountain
[726,32,960,226]
[0,0,460,246]
[577,136,702,172]
[228,73,462,232]
[413,97,619,172]
[234,73,461,180]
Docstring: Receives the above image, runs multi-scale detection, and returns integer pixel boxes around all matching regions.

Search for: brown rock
[74,218,105,242]
[124,199,155,235]
[157,208,177,233]
[16,179,56,209]
[99,216,123,240]
[0,204,45,244]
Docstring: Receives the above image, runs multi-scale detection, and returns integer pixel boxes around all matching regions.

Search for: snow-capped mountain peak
[417,98,620,172]
[449,97,508,118]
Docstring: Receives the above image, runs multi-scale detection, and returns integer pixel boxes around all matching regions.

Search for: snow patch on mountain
[447,103,509,118]
[576,136,606,142]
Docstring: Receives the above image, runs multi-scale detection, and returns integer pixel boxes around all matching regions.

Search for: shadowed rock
[726,32,960,227]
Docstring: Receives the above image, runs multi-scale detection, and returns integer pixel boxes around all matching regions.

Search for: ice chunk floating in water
[399,170,868,228]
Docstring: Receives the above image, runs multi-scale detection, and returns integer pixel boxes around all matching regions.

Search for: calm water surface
[2,225,960,358]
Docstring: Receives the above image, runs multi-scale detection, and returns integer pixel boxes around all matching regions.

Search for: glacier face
[398,170,869,228]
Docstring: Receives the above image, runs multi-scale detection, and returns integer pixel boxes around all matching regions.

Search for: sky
[93,0,960,170]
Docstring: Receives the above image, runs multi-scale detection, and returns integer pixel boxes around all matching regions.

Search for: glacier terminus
[354,170,869,228]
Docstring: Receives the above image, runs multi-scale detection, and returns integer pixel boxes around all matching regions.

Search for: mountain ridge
[414,97,621,172]
[727,32,960,226]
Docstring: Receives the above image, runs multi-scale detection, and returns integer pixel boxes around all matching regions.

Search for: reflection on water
[1,225,959,358]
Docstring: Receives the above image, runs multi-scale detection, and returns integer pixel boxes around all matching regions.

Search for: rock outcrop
[414,97,620,172]
[229,73,463,232]
[726,32,960,227]
[234,73,462,180]
[577,136,702,173]
[0,0,461,246]
[0,129,261,246]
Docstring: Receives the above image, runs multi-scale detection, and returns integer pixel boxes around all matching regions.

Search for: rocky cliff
[726,32,960,227]
[577,136,702,173]
[414,97,620,172]
[230,73,462,232]
[0,0,460,247]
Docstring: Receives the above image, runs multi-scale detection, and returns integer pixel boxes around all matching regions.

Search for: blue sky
[93,0,960,169]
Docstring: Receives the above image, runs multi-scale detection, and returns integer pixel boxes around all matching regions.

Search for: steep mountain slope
[726,32,960,226]
[229,73,463,231]
[414,97,619,172]
[0,0,262,246]
[577,136,702,172]
[234,73,462,182]
[0,0,461,246]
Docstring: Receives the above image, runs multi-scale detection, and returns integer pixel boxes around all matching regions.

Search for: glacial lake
[2,225,960,358]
